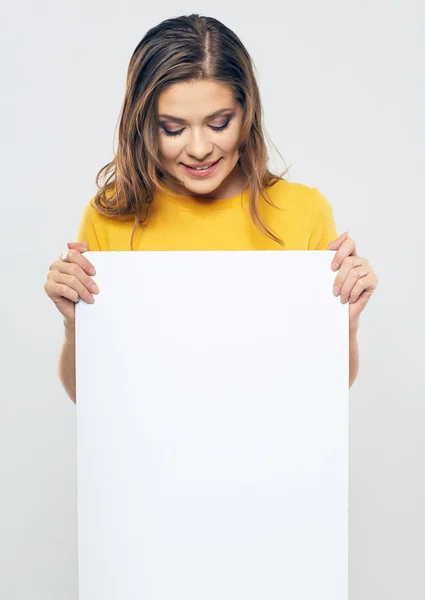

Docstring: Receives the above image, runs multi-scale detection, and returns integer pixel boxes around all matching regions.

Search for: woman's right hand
[44,242,99,325]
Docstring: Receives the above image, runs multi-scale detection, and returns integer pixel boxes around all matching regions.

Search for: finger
[339,263,371,304]
[331,237,357,271]
[47,269,96,304]
[327,231,349,250]
[60,246,96,276]
[348,272,378,303]
[44,277,81,304]
[333,257,368,298]
[67,241,89,251]
[49,259,99,296]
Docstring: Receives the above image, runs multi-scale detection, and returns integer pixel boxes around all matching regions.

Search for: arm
[349,323,359,388]
[307,189,374,390]
[57,202,103,403]
[328,232,378,391]
[58,319,77,403]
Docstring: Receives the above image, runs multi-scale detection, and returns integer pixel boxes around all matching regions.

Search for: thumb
[67,241,89,251]
[328,231,348,250]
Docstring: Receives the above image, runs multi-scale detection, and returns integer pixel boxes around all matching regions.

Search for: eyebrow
[157,108,235,124]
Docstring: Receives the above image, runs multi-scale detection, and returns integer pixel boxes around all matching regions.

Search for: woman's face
[156,79,246,199]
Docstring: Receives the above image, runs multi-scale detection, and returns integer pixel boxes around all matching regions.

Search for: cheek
[158,136,181,160]
[220,127,241,153]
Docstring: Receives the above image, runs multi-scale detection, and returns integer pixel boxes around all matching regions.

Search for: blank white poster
[76,251,349,600]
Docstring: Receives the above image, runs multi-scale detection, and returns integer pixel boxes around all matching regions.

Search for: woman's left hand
[328,232,378,329]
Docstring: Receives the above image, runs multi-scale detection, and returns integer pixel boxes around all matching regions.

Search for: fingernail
[333,286,340,296]
[61,251,68,261]
[89,267,96,276]
[331,262,339,271]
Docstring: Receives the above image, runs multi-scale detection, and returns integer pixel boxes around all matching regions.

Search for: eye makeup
[160,119,232,137]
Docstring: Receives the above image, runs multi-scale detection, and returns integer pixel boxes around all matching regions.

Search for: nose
[185,128,214,162]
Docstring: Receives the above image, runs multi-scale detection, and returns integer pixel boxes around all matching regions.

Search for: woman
[44,14,378,403]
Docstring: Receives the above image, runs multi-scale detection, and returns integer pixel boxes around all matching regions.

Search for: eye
[160,119,231,137]
[161,128,184,138]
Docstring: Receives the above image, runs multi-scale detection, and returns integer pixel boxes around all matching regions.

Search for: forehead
[157,80,237,117]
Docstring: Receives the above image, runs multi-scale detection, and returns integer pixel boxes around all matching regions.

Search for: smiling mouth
[182,159,221,169]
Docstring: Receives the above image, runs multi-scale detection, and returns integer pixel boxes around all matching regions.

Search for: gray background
[1,2,424,599]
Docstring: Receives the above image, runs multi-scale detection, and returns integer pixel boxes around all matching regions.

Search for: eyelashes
[160,119,231,138]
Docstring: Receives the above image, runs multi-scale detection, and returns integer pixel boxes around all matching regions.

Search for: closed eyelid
[161,117,231,128]
[158,112,235,126]
[159,118,232,137]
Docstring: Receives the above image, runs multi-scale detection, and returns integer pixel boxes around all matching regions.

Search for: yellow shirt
[76,179,337,251]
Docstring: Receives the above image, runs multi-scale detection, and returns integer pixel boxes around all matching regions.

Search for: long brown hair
[93,14,290,249]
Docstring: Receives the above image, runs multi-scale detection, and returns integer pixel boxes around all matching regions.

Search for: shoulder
[76,190,136,251]
[77,195,110,233]
[261,178,337,249]
[80,185,118,220]
[264,178,334,220]
[79,195,102,222]
[75,196,101,249]
[266,178,330,206]
[79,188,133,227]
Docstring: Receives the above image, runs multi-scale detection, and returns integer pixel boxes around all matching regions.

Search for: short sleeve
[308,187,338,250]
[75,199,102,250]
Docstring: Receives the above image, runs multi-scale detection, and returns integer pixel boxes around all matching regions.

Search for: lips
[183,159,220,168]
